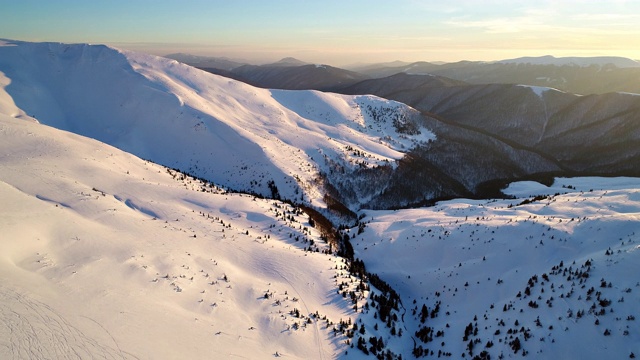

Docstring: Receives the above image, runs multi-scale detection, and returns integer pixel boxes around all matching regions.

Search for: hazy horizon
[2,0,640,67]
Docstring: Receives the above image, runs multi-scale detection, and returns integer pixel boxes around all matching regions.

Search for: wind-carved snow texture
[0,39,433,212]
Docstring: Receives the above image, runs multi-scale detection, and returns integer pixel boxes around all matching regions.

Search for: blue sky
[2,0,639,65]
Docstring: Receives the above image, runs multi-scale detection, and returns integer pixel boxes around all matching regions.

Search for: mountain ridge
[340,77,640,179]
[498,54,640,68]
[199,63,369,91]
[0,39,432,215]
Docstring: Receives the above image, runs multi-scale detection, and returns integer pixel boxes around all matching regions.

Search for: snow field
[350,180,640,358]
[0,115,367,359]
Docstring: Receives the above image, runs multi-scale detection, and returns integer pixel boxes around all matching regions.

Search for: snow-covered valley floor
[352,178,640,359]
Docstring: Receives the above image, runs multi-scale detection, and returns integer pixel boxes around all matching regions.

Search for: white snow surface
[0,114,362,359]
[351,178,640,359]
[504,177,640,198]
[0,39,433,209]
[3,110,640,359]
[517,84,565,98]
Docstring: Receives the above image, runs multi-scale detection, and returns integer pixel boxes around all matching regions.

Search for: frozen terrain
[2,113,639,359]
[1,40,639,359]
[0,39,432,211]
[351,178,640,358]
[0,114,366,359]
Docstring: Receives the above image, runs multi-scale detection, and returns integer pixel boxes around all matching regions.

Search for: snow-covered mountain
[2,112,639,359]
[2,39,640,359]
[0,39,431,214]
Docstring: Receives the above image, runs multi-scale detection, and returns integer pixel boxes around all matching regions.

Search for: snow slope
[0,39,432,211]
[349,178,640,359]
[2,109,640,359]
[0,114,371,359]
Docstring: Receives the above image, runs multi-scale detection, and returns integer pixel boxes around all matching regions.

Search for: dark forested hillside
[342,79,640,177]
[199,63,368,91]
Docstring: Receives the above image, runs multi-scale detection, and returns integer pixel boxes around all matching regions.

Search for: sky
[1,0,640,66]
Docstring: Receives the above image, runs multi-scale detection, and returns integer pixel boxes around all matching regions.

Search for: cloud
[570,12,640,23]
[446,17,541,34]
[442,1,640,36]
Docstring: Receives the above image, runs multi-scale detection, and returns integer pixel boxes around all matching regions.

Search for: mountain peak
[268,57,308,67]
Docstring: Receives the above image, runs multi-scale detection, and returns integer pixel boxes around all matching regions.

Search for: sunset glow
[2,0,639,65]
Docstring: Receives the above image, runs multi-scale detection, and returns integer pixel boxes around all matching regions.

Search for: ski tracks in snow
[0,286,137,360]
[271,267,325,360]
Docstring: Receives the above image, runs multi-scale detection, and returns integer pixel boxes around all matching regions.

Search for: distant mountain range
[165,52,247,70]
[199,62,368,91]
[351,58,640,95]
[267,56,309,67]
[340,76,640,176]
[170,52,640,206]
[171,54,640,95]
[498,55,640,68]
[165,54,368,91]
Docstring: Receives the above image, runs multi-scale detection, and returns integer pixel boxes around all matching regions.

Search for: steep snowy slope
[0,114,374,359]
[349,178,640,359]
[0,39,432,212]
